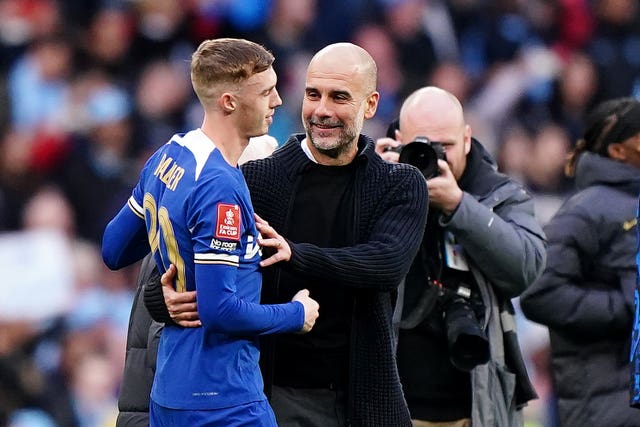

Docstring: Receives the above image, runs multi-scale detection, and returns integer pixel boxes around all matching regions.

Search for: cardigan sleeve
[285,166,428,291]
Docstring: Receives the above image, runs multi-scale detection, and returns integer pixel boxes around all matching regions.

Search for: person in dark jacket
[115,254,161,427]
[376,86,546,427]
[520,97,640,426]
[147,42,428,427]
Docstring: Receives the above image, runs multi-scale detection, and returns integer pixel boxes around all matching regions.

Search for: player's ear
[221,93,237,114]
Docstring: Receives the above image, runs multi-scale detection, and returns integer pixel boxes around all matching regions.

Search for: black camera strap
[399,225,444,329]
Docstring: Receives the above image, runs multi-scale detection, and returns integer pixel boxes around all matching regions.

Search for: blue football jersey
[102,129,303,411]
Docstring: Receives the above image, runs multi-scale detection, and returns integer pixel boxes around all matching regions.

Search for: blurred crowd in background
[0,0,638,426]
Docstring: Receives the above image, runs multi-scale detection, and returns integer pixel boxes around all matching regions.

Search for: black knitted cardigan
[242,133,427,427]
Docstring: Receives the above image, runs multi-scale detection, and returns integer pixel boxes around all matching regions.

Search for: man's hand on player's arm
[162,264,201,327]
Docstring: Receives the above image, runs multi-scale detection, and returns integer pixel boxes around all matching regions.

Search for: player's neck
[200,119,248,167]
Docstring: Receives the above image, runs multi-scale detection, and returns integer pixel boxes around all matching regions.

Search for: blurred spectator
[54,79,138,243]
[550,0,594,60]
[254,0,315,76]
[524,123,572,194]
[588,0,640,100]
[127,0,195,72]
[7,32,73,131]
[548,51,599,142]
[352,23,404,137]
[429,60,472,105]
[513,51,598,146]
[0,0,64,73]
[527,123,574,225]
[382,0,437,99]
[307,0,370,50]
[61,256,134,427]
[250,0,316,143]
[76,6,135,81]
[132,59,192,155]
[421,0,460,63]
[22,186,133,426]
[0,129,44,230]
[497,123,532,185]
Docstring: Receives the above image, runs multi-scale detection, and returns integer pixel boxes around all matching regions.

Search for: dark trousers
[270,385,347,427]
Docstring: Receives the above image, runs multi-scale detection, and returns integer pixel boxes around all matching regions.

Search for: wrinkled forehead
[306,59,368,95]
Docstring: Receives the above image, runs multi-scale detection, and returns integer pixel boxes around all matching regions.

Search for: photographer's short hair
[190,38,274,105]
[566,97,640,176]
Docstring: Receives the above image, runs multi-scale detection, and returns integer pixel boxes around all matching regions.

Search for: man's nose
[313,97,332,117]
[272,88,283,108]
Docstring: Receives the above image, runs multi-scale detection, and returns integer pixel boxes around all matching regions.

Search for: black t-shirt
[273,161,357,390]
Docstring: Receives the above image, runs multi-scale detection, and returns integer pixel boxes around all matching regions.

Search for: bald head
[302,43,380,165]
[308,43,377,94]
[400,86,465,133]
[397,86,471,181]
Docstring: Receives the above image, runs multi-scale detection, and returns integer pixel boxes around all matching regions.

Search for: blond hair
[190,38,274,105]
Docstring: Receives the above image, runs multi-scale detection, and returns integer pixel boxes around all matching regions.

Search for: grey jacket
[440,141,546,426]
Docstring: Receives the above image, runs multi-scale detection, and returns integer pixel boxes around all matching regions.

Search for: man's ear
[463,124,472,155]
[221,93,237,113]
[607,142,625,161]
[364,92,380,120]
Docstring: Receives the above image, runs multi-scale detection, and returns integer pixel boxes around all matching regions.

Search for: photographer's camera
[398,136,447,179]
[437,283,490,372]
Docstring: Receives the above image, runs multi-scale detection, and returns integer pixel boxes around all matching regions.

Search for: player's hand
[255,213,291,267]
[162,264,201,327]
[291,289,319,333]
[375,137,402,163]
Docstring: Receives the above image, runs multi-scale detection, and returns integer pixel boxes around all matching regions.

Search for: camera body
[398,136,447,179]
[436,282,490,372]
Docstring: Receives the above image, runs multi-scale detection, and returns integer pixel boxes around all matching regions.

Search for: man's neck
[301,138,358,166]
[200,119,248,167]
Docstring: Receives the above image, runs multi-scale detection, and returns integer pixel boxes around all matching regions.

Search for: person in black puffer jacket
[520,97,640,426]
[115,254,162,427]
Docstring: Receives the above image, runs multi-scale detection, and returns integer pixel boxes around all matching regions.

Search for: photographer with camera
[375,86,546,427]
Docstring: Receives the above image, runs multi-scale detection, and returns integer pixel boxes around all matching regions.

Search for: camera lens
[442,296,490,372]
[399,142,440,179]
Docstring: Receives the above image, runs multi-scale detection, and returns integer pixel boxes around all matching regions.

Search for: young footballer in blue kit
[101,38,319,427]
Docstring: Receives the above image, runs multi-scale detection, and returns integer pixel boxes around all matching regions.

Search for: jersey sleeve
[195,263,304,335]
[102,191,150,269]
